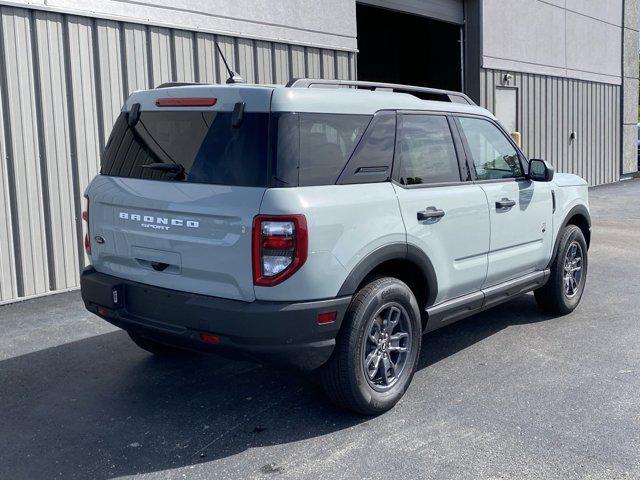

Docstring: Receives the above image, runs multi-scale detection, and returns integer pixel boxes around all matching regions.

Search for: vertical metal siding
[1,7,49,298]
[480,68,621,187]
[0,32,17,301]
[149,26,172,87]
[195,33,218,84]
[172,30,195,82]
[0,5,355,304]
[123,23,149,92]
[34,11,78,291]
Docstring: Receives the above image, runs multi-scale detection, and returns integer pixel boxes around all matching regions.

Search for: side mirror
[528,159,554,182]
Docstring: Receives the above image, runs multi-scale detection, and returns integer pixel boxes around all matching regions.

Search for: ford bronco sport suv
[81,79,590,415]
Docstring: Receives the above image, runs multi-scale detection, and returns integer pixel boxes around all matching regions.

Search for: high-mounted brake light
[155,97,217,107]
[82,195,91,255]
[253,215,308,287]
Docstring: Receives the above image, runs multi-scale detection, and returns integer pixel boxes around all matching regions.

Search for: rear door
[87,87,273,302]
[455,115,553,285]
[392,112,490,304]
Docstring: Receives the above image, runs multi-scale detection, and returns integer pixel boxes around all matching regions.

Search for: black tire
[320,277,422,415]
[535,225,588,314]
[128,331,188,356]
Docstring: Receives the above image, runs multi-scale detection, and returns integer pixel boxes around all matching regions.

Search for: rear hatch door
[87,86,273,302]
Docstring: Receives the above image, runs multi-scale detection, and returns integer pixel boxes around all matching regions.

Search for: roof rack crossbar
[285,78,476,105]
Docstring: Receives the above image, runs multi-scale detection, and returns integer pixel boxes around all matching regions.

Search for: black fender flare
[549,204,591,267]
[337,243,438,307]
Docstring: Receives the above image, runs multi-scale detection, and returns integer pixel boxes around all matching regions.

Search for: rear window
[275,113,372,186]
[101,110,270,187]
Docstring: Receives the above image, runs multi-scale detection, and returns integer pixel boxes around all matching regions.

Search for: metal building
[0,0,637,305]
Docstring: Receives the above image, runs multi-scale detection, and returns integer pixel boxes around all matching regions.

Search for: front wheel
[320,277,422,415]
[535,224,588,314]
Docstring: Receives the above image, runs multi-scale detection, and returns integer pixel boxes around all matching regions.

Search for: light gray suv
[81,79,591,414]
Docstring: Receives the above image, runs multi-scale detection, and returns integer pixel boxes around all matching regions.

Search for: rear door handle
[417,207,445,221]
[495,198,516,209]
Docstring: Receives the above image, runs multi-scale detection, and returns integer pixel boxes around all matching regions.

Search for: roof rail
[285,78,476,105]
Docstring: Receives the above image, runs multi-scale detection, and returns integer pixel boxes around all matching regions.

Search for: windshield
[101,110,270,187]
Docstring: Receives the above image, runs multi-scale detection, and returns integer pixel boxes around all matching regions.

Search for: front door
[393,113,490,305]
[455,116,554,286]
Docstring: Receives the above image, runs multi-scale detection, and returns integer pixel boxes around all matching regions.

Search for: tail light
[82,195,90,255]
[253,215,307,286]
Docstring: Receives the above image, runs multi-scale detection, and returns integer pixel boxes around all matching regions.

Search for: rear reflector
[317,312,337,325]
[262,236,294,250]
[199,333,221,344]
[97,306,109,317]
[155,97,217,107]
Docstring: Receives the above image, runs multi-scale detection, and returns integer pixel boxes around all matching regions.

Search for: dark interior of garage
[356,3,462,93]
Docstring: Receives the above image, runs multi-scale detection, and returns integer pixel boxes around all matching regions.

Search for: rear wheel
[128,332,188,356]
[535,225,588,314]
[320,277,422,415]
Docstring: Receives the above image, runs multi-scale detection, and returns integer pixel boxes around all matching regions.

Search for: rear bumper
[80,267,350,370]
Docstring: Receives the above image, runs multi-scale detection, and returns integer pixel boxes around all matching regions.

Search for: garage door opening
[356,3,462,92]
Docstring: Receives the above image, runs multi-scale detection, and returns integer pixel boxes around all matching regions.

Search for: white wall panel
[0,38,17,302]
[34,11,78,290]
[236,37,255,83]
[272,43,290,84]
[149,26,172,87]
[336,51,350,80]
[0,7,49,298]
[290,45,306,78]
[67,16,100,192]
[96,19,124,141]
[172,30,194,82]
[321,50,335,79]
[196,33,218,84]
[124,23,149,92]
[12,0,358,51]
[483,0,623,85]
[306,47,321,77]
[255,40,273,84]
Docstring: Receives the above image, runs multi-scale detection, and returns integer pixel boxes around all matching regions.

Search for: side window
[298,114,371,186]
[337,111,396,184]
[457,117,523,180]
[395,114,460,185]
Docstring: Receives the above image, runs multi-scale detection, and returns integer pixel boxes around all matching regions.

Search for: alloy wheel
[563,241,584,298]
[361,303,412,392]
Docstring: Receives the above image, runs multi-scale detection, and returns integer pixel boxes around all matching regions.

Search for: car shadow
[0,293,555,479]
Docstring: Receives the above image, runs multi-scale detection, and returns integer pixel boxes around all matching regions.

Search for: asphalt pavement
[1,179,639,479]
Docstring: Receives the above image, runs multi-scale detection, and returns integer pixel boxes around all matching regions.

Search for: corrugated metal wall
[481,68,621,187]
[0,5,355,304]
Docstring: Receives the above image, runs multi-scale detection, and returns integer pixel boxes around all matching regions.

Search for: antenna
[215,43,245,84]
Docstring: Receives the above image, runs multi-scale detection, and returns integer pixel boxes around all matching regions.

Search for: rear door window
[395,114,461,185]
[101,110,270,187]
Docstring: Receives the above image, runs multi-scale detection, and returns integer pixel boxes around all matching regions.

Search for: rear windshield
[101,110,270,187]
[101,109,376,187]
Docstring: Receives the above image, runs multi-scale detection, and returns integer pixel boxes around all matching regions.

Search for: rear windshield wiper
[141,162,186,180]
